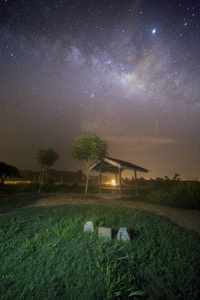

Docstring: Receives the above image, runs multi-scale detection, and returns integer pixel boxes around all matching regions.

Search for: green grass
[0,193,51,214]
[0,201,200,299]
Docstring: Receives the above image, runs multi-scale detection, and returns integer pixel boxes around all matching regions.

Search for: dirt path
[28,193,200,235]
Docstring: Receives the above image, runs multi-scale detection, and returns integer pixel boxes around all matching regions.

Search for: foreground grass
[0,193,51,214]
[0,204,200,299]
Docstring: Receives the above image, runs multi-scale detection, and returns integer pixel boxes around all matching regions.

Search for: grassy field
[0,199,200,299]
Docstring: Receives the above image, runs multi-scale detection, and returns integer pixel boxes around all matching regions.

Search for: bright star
[152,29,156,34]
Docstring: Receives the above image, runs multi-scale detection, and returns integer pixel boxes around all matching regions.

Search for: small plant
[81,192,89,199]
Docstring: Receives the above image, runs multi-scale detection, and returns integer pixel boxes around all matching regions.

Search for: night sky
[1,0,200,180]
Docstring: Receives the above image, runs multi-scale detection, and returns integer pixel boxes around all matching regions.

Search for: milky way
[0,0,200,179]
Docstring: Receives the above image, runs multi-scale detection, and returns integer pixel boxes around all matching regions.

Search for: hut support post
[115,171,118,186]
[99,167,102,194]
[119,167,122,197]
[134,170,138,196]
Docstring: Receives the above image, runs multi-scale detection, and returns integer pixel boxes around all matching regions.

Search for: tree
[173,173,181,181]
[36,148,60,192]
[69,134,108,193]
[0,162,22,185]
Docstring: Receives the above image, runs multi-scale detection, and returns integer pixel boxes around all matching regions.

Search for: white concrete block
[84,221,95,232]
[117,227,130,242]
[98,227,112,240]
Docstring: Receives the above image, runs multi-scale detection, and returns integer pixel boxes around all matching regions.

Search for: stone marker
[84,221,95,232]
[117,227,130,242]
[98,227,112,240]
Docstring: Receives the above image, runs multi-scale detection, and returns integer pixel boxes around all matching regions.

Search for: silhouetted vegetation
[120,174,200,210]
[18,169,86,184]
[1,170,200,210]
[147,180,200,210]
[0,162,22,185]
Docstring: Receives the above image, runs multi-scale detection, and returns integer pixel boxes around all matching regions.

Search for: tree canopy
[36,148,60,192]
[69,134,108,163]
[0,162,22,185]
[69,134,108,193]
[36,148,60,169]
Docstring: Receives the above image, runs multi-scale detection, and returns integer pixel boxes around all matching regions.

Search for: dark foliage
[0,162,22,185]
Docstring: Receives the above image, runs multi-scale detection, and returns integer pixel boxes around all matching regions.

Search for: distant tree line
[20,169,86,184]
[122,173,182,188]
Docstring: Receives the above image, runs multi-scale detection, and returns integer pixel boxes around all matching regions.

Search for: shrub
[0,183,39,194]
[44,175,55,186]
[55,184,69,193]
[147,181,200,210]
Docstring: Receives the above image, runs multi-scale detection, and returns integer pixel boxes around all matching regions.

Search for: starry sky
[0,0,200,180]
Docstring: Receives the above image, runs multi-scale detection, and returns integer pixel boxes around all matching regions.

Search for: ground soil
[27,193,200,235]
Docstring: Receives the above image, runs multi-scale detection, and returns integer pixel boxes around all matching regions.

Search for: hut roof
[90,157,149,173]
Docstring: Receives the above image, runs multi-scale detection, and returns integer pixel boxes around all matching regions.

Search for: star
[152,29,156,34]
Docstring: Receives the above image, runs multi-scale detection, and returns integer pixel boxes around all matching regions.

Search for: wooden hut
[90,157,149,197]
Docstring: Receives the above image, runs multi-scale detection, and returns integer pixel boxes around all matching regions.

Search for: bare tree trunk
[85,165,89,194]
[38,172,42,183]
[0,175,6,185]
[38,169,45,193]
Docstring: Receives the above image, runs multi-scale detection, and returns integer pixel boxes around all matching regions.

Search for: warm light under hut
[110,179,116,186]
[90,157,149,198]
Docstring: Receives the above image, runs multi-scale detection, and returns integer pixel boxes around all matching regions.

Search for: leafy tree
[173,173,181,181]
[0,162,22,185]
[69,134,108,193]
[36,148,60,192]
